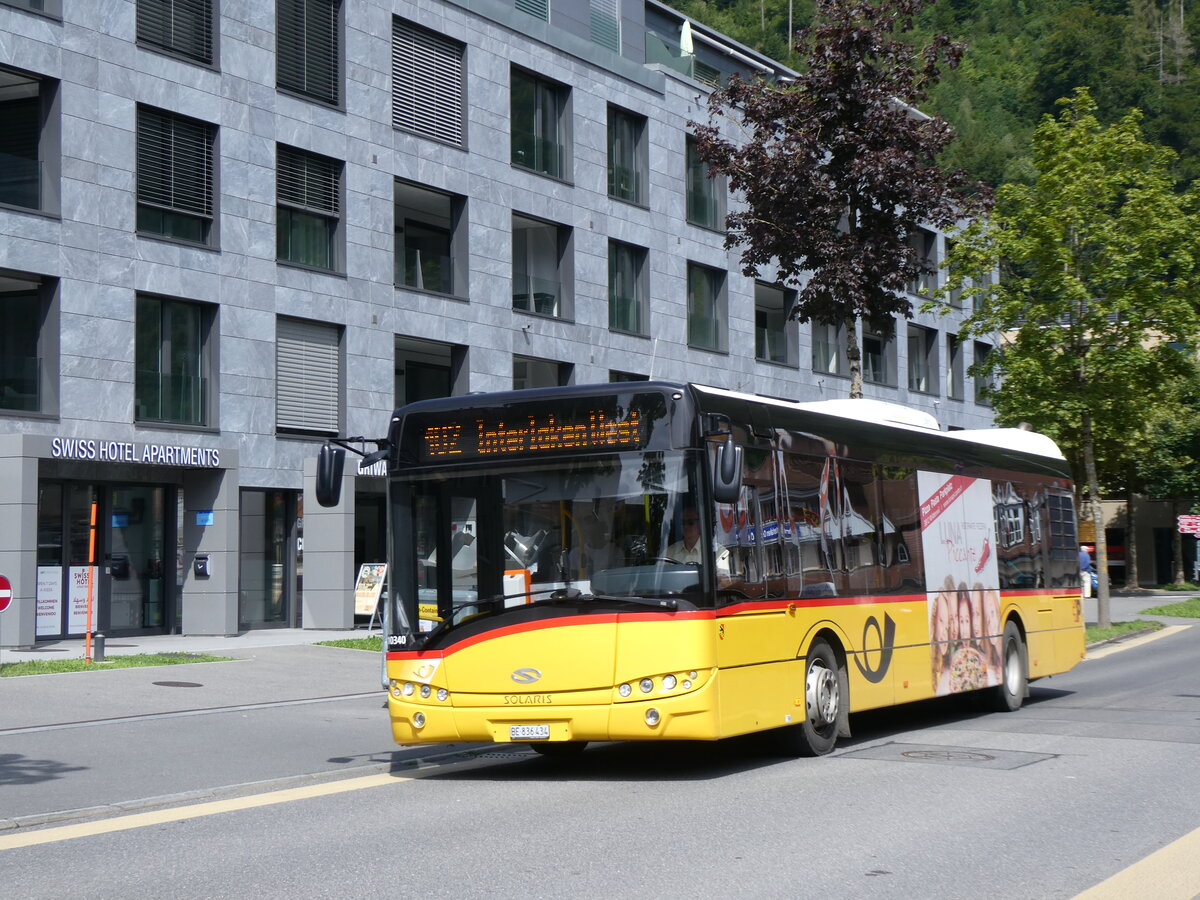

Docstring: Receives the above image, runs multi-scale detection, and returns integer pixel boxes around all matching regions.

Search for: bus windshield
[394,448,714,641]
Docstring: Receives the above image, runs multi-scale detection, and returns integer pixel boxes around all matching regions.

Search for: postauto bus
[315,382,1085,756]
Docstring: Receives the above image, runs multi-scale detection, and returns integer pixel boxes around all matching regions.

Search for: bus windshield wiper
[583,592,678,611]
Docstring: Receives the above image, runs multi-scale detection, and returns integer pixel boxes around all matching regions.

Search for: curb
[1085,625,1165,650]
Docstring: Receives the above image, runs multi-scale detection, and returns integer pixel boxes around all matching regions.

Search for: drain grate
[840,741,1055,770]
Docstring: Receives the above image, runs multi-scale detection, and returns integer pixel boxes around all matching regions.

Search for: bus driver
[666,506,731,583]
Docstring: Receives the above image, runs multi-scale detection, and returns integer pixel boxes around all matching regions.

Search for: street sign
[0,574,11,613]
[1178,515,1200,535]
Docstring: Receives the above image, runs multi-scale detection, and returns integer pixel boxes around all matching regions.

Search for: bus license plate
[511,724,550,740]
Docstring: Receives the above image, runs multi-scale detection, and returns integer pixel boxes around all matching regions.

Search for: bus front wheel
[794,638,842,756]
[990,621,1027,713]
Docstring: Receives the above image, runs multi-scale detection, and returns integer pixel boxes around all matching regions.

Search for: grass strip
[1084,620,1163,644]
[0,653,231,677]
[1141,597,1200,617]
[316,637,383,652]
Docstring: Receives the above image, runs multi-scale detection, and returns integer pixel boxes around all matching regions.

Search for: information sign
[1177,515,1200,534]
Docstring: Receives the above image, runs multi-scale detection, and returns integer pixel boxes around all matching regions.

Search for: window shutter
[137,0,213,64]
[276,318,340,433]
[392,20,465,147]
[590,0,620,52]
[277,146,339,215]
[137,107,213,218]
[514,0,548,20]
[277,0,340,105]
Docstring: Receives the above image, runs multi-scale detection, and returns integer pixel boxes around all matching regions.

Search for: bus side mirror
[316,444,346,507]
[713,436,743,505]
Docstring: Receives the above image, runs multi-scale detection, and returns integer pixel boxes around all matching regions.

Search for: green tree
[692,0,988,397]
[944,88,1200,626]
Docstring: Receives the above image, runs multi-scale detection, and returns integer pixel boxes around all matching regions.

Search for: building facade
[0,0,995,646]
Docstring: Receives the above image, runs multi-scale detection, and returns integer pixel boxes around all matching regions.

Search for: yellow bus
[316,382,1085,756]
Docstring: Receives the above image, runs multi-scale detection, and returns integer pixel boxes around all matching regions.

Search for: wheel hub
[806,661,838,727]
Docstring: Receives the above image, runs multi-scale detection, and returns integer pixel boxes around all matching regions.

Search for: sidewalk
[0,626,380,665]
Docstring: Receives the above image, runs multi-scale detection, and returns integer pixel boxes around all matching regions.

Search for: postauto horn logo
[511,668,542,684]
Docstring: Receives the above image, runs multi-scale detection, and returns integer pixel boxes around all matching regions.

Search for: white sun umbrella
[680,19,694,56]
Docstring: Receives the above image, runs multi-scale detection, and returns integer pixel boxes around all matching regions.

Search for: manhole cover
[152,681,204,688]
[902,749,995,762]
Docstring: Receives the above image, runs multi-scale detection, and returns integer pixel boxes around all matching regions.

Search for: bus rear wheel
[786,638,842,757]
[990,621,1027,713]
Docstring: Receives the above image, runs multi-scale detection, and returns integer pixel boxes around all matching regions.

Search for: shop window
[392,18,464,147]
[608,240,647,335]
[137,106,216,245]
[137,0,214,65]
[135,294,213,426]
[277,0,341,106]
[276,316,342,434]
[277,145,342,272]
[511,68,569,180]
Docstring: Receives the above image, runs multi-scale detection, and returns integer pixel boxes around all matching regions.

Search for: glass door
[108,485,168,633]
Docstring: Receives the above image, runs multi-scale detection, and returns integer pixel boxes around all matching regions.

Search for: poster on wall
[67,566,95,634]
[36,566,63,636]
[917,472,1002,697]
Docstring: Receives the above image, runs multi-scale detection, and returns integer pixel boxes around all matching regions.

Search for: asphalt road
[2,618,1199,899]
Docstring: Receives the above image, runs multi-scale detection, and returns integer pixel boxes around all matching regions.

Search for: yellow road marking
[1085,624,1189,660]
[0,772,406,851]
[1074,823,1200,899]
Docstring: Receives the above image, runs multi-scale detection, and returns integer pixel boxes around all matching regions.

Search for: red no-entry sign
[0,574,11,613]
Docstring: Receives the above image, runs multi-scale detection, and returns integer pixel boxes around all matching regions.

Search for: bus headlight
[437,688,449,702]
[420,684,432,699]
[401,682,415,696]
[645,708,660,726]
[413,712,426,728]
[662,674,677,690]
[639,678,654,693]
[618,683,632,697]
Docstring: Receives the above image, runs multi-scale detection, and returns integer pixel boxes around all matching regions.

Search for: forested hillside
[666,0,1200,186]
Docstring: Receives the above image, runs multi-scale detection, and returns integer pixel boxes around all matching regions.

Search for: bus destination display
[420,407,644,461]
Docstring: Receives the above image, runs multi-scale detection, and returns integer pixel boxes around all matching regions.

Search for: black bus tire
[794,638,842,756]
[991,621,1027,713]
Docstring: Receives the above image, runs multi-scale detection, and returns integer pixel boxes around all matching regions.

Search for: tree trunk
[1082,412,1110,628]
[1173,499,1186,584]
[1125,482,1139,589]
[846,315,863,399]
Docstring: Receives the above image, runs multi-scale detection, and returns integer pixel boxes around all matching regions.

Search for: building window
[511,68,568,180]
[513,214,571,319]
[0,275,54,413]
[137,0,214,64]
[514,354,571,390]
[136,106,215,245]
[906,324,937,394]
[906,227,938,297]
[946,332,963,400]
[276,317,341,434]
[0,0,61,16]
[863,328,895,386]
[277,145,341,272]
[687,262,726,352]
[0,65,59,214]
[609,240,647,335]
[686,135,723,230]
[590,0,620,52]
[974,341,994,405]
[514,0,548,21]
[135,294,211,426]
[395,180,465,296]
[277,0,340,106]
[755,282,794,366]
[395,336,464,407]
[812,321,845,376]
[610,370,648,382]
[392,19,465,148]
[608,106,646,204]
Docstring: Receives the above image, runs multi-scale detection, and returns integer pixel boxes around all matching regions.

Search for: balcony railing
[397,248,453,294]
[135,370,207,426]
[513,275,560,317]
[0,153,41,211]
[0,355,39,411]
